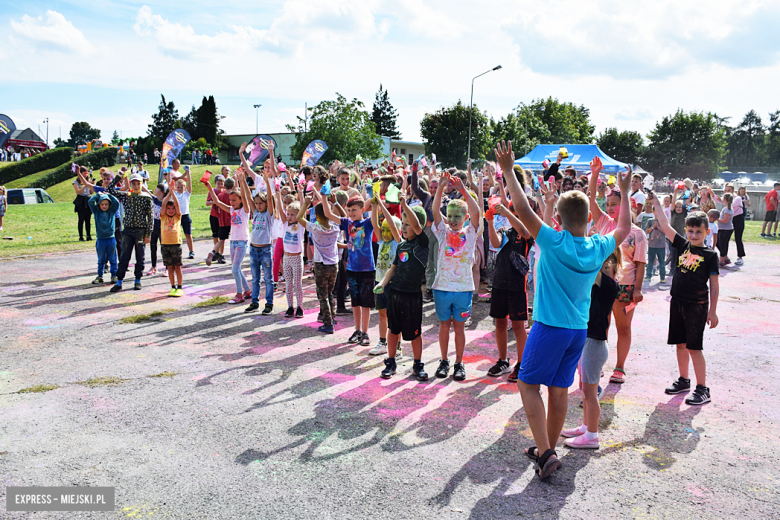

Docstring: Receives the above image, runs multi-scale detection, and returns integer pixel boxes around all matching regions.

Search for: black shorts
[489,288,529,322]
[375,282,388,311]
[765,210,777,222]
[210,215,220,238]
[181,214,192,235]
[161,244,183,267]
[668,298,708,350]
[387,288,423,341]
[347,270,375,308]
[218,225,231,241]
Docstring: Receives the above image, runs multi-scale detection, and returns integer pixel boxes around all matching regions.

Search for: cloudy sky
[5,1,780,146]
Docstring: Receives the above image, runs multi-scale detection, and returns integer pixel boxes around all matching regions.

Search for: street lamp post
[467,65,502,167]
[253,104,261,134]
[43,118,49,149]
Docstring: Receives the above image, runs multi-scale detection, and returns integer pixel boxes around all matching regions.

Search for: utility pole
[44,118,49,149]
[254,104,261,134]
[304,102,308,132]
[467,65,502,166]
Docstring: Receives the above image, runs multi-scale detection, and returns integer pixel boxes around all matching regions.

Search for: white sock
[583,431,598,441]
[574,424,587,435]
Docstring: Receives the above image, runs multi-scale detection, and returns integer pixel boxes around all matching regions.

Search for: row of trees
[420,99,780,179]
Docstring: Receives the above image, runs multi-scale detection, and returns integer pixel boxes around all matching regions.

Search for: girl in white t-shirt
[276,194,306,318]
[206,176,252,304]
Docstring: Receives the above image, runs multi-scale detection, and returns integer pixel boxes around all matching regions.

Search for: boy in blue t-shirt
[495,142,632,480]
[323,195,375,346]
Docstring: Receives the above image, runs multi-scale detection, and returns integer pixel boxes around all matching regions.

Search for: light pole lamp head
[493,65,502,71]
[253,104,261,109]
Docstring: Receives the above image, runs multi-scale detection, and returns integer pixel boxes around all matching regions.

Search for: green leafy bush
[29,147,118,189]
[0,147,74,185]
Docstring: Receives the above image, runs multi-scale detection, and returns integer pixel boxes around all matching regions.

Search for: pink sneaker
[564,434,599,449]
[561,426,586,438]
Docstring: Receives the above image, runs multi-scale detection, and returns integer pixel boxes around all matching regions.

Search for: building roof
[10,128,45,142]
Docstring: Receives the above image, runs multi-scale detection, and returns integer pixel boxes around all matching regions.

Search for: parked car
[7,188,55,205]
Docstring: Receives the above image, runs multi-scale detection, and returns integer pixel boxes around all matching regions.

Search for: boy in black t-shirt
[374,195,429,381]
[486,201,533,382]
[649,192,719,405]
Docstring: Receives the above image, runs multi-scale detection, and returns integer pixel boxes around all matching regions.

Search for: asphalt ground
[1,240,779,519]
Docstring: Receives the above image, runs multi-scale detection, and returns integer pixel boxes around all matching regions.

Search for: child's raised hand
[617,165,631,192]
[494,203,509,217]
[539,179,557,205]
[399,192,407,205]
[451,176,465,194]
[239,142,247,154]
[590,157,603,176]
[493,141,515,176]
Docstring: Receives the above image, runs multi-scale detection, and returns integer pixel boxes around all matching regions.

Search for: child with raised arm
[172,164,194,259]
[587,158,647,385]
[430,170,482,382]
[495,141,632,480]
[368,197,402,356]
[323,194,376,346]
[561,251,621,449]
[205,174,252,304]
[298,194,341,333]
[240,169,275,315]
[160,185,184,296]
[107,171,154,293]
[276,190,305,318]
[87,190,120,285]
[649,190,719,405]
[375,194,430,380]
[485,200,532,381]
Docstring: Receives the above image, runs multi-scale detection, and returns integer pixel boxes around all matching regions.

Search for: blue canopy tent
[514,144,628,174]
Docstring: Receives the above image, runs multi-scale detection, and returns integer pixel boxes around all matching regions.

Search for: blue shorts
[518,323,586,388]
[433,289,472,322]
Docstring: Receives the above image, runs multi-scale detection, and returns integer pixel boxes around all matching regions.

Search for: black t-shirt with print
[389,232,429,293]
[588,275,619,340]
[491,227,533,290]
[670,234,719,304]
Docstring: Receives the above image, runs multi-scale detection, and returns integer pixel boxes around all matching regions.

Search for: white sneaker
[464,317,472,327]
[397,344,403,359]
[368,341,387,356]
[735,258,744,266]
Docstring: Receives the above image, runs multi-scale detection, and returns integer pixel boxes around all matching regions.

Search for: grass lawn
[0,195,212,258]
[5,164,67,189]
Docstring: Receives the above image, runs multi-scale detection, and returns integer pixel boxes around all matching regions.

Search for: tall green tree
[147,94,178,140]
[420,101,491,168]
[67,122,101,147]
[287,94,384,163]
[520,97,595,144]
[371,84,401,139]
[766,110,780,167]
[597,128,645,165]
[111,130,119,144]
[726,110,765,167]
[644,110,726,179]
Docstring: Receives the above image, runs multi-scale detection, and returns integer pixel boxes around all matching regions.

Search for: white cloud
[10,10,92,53]
[503,0,780,79]
[133,1,388,60]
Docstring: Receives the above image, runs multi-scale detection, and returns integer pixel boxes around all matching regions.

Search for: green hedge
[29,147,118,189]
[0,147,74,185]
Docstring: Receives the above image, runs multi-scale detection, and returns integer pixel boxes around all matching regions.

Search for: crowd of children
[74,140,725,481]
